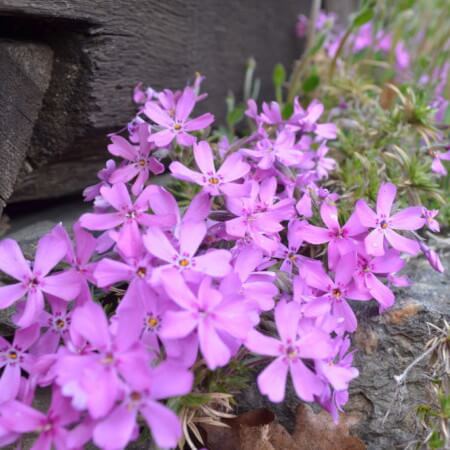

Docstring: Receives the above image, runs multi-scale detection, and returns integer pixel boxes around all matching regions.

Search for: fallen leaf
[293,404,366,450]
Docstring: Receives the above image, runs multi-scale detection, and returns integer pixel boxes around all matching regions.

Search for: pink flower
[242,130,304,169]
[170,141,250,196]
[0,324,39,403]
[160,271,253,369]
[245,301,332,402]
[421,208,440,232]
[57,302,152,419]
[79,183,176,234]
[431,149,450,176]
[300,253,370,332]
[83,159,116,203]
[145,87,214,147]
[93,360,192,449]
[0,235,80,327]
[144,219,232,279]
[108,125,164,195]
[51,222,97,304]
[291,99,337,140]
[419,242,445,273]
[355,182,425,256]
[354,247,405,311]
[0,387,79,448]
[225,178,295,253]
[297,201,366,269]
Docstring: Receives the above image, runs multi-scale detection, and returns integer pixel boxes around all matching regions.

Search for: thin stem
[287,0,321,103]
[394,339,441,385]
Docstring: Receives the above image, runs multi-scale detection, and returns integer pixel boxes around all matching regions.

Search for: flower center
[130,391,141,402]
[173,123,182,131]
[125,210,136,219]
[102,352,115,365]
[288,253,297,262]
[146,315,160,330]
[332,288,342,299]
[380,220,389,229]
[136,267,147,278]
[55,318,65,329]
[7,350,18,360]
[178,258,190,268]
[285,345,298,360]
[208,176,220,185]
[138,159,146,167]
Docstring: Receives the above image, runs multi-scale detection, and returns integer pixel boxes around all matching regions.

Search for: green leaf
[272,63,286,89]
[429,430,444,449]
[307,32,326,57]
[302,73,320,92]
[226,104,245,128]
[397,0,415,11]
[282,103,293,120]
[352,7,374,29]
[440,394,450,417]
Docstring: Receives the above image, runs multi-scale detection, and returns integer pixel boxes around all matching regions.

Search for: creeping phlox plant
[0,80,444,450]
[0,5,448,450]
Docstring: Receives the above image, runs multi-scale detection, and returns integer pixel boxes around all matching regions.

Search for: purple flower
[291,99,337,140]
[57,301,152,419]
[297,201,366,269]
[83,159,116,202]
[300,253,370,332]
[145,87,214,147]
[354,247,405,311]
[108,125,164,195]
[93,361,192,449]
[225,178,295,253]
[419,242,445,273]
[315,337,358,393]
[395,41,410,70]
[355,182,425,256]
[431,149,450,176]
[143,220,232,279]
[160,270,253,369]
[421,208,440,232]
[33,296,72,355]
[0,235,80,327]
[245,301,332,402]
[79,183,176,234]
[224,245,278,312]
[52,222,97,304]
[170,141,250,196]
[0,324,39,403]
[1,387,79,449]
[296,14,308,37]
[242,130,304,169]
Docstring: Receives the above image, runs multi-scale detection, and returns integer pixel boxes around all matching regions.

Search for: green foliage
[284,0,450,225]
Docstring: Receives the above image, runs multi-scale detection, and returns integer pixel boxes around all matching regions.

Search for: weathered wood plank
[0,40,53,212]
[0,0,310,205]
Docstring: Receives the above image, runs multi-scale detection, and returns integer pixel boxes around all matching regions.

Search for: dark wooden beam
[0,0,310,205]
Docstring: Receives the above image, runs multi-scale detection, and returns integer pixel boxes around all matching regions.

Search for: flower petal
[376,182,396,217]
[384,229,420,255]
[0,239,31,280]
[257,357,288,403]
[93,404,136,450]
[390,207,425,230]
[290,359,323,402]
[140,400,182,449]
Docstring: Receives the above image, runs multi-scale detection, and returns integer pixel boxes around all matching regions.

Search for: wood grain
[0,0,309,205]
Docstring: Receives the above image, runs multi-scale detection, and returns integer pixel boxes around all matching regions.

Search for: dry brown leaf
[293,404,366,450]
[200,405,365,450]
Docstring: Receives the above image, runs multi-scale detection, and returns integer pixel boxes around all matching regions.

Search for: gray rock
[237,252,450,449]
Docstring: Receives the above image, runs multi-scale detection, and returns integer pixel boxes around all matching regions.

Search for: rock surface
[238,252,449,449]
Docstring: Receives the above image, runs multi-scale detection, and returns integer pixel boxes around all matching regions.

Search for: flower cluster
[0,75,444,449]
